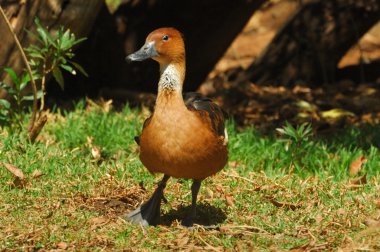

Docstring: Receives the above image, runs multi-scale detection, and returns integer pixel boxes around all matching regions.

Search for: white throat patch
[158,64,182,92]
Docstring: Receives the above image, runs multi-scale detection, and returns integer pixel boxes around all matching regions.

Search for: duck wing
[135,116,152,145]
[184,92,227,138]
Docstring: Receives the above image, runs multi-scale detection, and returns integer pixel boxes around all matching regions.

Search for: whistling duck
[125,27,228,227]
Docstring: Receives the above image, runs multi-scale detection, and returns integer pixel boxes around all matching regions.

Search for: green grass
[0,101,379,250]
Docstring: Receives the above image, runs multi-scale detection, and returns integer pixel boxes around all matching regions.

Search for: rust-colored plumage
[139,91,228,179]
[125,27,228,227]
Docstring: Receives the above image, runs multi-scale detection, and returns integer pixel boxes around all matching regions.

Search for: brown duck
[126,27,228,227]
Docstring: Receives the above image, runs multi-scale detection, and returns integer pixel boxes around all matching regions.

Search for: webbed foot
[126,175,170,226]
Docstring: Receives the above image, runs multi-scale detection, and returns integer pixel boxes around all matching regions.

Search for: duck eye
[162,35,169,41]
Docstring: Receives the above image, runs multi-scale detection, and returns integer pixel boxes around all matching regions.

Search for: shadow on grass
[317,123,380,151]
[161,203,227,227]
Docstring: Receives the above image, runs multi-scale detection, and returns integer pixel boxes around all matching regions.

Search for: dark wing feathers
[184,92,227,137]
[135,116,152,145]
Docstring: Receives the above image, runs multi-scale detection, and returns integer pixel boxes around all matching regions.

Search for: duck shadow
[160,203,227,227]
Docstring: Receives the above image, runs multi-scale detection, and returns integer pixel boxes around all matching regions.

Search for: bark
[0,0,103,98]
[246,0,380,86]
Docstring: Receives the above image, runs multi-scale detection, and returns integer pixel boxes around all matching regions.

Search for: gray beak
[126,41,159,62]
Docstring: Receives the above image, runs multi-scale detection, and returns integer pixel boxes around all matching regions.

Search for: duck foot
[126,175,170,226]
[181,179,202,228]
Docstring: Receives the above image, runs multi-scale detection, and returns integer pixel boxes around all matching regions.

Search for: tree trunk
[52,0,266,99]
[246,0,380,86]
[0,0,103,98]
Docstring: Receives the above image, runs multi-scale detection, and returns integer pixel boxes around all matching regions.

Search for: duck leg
[126,175,170,226]
[182,179,202,227]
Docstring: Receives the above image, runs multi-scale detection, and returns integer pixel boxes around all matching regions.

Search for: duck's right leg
[126,175,170,226]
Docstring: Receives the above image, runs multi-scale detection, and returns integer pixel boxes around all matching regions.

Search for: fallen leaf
[321,108,355,119]
[254,186,262,192]
[235,243,245,252]
[87,136,93,146]
[296,100,317,112]
[349,173,367,185]
[13,177,27,189]
[216,184,224,193]
[91,146,102,159]
[86,97,113,112]
[268,197,300,211]
[364,218,380,227]
[89,217,109,230]
[337,208,346,215]
[175,236,189,247]
[57,241,68,250]
[374,199,380,209]
[315,214,323,224]
[1,162,26,179]
[32,169,44,179]
[98,98,113,112]
[90,217,108,225]
[228,161,239,169]
[349,155,367,176]
[205,187,214,199]
[225,194,234,207]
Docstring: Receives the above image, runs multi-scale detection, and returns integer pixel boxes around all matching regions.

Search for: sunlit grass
[0,101,379,250]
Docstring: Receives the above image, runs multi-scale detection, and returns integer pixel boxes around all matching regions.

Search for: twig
[225,173,257,184]
[288,141,301,174]
[221,224,269,234]
[196,234,221,252]
[40,62,47,110]
[29,114,47,142]
[0,6,38,133]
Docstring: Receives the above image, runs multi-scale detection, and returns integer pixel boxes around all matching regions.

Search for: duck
[125,27,228,227]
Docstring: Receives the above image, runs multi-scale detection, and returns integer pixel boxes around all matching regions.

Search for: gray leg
[183,179,202,227]
[126,175,170,226]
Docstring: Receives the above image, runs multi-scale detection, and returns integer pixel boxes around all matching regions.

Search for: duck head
[126,27,185,66]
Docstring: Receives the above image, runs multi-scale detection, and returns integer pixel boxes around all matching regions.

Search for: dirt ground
[200,0,380,131]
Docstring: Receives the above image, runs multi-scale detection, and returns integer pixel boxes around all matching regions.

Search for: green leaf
[75,37,87,44]
[59,56,67,64]
[65,52,75,58]
[69,61,88,77]
[0,114,9,122]
[31,70,42,80]
[0,99,11,109]
[60,29,73,50]
[60,64,76,75]
[0,82,16,95]
[0,82,8,88]
[21,73,31,84]
[25,29,44,44]
[276,128,286,135]
[20,74,31,90]
[71,37,87,46]
[4,68,20,86]
[52,67,64,90]
[27,51,45,60]
[23,90,43,101]
[34,17,54,47]
[34,18,48,46]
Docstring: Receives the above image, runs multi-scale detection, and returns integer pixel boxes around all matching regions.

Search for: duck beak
[126,41,159,62]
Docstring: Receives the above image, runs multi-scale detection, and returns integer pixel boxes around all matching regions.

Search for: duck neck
[158,62,185,95]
